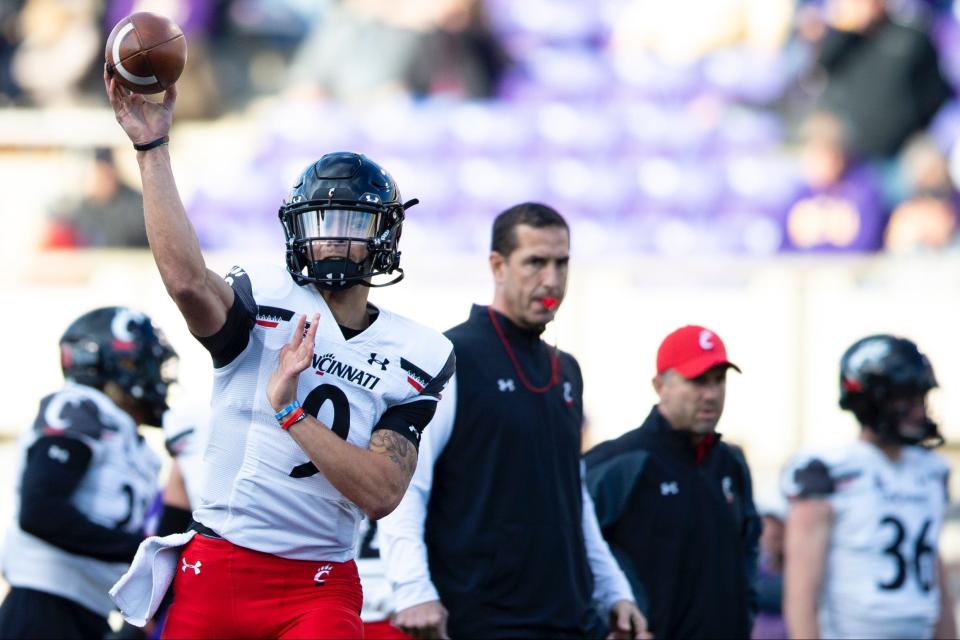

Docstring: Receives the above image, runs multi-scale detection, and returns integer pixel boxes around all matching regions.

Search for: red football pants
[162,534,362,639]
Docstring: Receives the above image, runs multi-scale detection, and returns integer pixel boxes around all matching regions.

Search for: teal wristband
[275,400,301,422]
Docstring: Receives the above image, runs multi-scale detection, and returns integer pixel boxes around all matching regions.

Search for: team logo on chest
[312,353,382,390]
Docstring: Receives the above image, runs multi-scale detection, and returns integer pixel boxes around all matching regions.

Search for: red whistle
[542,297,558,310]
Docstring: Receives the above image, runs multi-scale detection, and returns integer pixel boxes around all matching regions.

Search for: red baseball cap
[656,325,741,379]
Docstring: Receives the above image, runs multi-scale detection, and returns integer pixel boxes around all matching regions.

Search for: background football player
[782,335,956,639]
[104,71,455,639]
[0,306,176,640]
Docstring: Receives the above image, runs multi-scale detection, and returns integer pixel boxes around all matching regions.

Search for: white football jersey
[782,441,949,639]
[2,383,160,616]
[162,404,212,509]
[193,264,454,562]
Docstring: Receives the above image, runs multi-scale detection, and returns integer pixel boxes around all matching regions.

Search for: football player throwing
[105,69,454,639]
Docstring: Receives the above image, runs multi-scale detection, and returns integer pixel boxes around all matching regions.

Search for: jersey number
[288,384,351,478]
[116,484,149,530]
[877,516,934,592]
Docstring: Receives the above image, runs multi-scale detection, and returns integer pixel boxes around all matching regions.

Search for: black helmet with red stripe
[60,307,177,426]
[838,334,941,447]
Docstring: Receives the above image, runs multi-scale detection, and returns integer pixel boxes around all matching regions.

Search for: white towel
[109,530,197,627]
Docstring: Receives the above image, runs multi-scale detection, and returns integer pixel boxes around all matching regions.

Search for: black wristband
[133,136,169,151]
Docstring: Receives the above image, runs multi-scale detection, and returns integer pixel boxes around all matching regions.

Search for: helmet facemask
[281,198,406,290]
[845,385,943,449]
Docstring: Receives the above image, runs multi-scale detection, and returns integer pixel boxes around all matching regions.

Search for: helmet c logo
[111,309,145,343]
[699,330,714,351]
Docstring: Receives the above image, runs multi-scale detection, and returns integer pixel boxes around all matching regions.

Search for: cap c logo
[699,330,714,351]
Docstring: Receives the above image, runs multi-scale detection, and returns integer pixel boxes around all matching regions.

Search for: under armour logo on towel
[181,558,202,575]
[498,379,515,392]
[660,481,679,496]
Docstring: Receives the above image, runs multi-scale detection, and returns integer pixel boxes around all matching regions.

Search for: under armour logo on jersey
[498,379,515,392]
[314,564,334,585]
[47,444,70,464]
[660,481,679,495]
[408,425,421,441]
[181,558,202,575]
[368,353,390,370]
[563,381,574,406]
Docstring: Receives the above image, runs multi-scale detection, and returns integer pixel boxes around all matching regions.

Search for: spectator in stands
[43,147,148,249]
[609,0,795,65]
[0,1,25,104]
[286,0,505,102]
[805,0,952,159]
[884,135,958,252]
[753,492,788,640]
[405,0,509,99]
[285,0,421,101]
[11,0,100,106]
[782,111,887,252]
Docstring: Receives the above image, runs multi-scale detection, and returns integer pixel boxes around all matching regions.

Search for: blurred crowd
[5,0,960,254]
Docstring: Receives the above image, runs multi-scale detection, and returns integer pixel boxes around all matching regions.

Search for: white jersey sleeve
[192,264,455,562]
[162,404,212,509]
[580,460,636,612]
[782,442,949,639]
[378,373,458,612]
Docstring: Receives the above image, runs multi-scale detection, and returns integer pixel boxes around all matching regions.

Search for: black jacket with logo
[424,304,598,639]
[583,406,760,640]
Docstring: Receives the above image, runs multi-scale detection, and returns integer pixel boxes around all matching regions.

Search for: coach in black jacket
[584,325,760,640]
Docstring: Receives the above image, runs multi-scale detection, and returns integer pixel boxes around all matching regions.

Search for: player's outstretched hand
[103,65,177,146]
[394,600,449,640]
[607,599,653,639]
[267,313,320,412]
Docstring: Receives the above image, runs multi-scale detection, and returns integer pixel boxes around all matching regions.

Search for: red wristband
[280,407,305,430]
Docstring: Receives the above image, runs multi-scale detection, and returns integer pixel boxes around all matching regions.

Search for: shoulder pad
[33,389,119,441]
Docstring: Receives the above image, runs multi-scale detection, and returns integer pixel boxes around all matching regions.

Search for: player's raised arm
[103,69,233,338]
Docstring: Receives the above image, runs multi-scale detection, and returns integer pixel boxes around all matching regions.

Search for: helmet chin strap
[308,257,367,291]
[873,410,943,449]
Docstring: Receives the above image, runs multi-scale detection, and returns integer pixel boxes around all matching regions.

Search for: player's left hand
[607,600,653,639]
[267,313,319,412]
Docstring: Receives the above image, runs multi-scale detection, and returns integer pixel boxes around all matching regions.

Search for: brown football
[105,12,187,94]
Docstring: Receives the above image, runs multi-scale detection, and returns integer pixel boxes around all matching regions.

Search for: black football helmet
[59,307,177,427]
[278,152,419,290]
[838,334,942,448]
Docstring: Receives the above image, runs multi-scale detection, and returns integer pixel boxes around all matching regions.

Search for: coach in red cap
[583,325,760,640]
